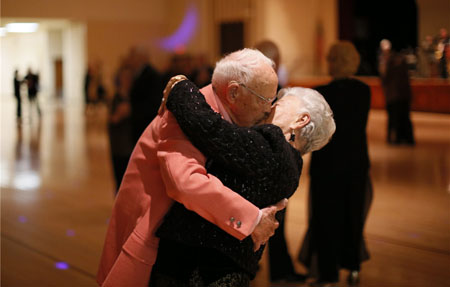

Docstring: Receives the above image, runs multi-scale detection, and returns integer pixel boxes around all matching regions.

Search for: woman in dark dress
[150,78,335,286]
[298,41,373,287]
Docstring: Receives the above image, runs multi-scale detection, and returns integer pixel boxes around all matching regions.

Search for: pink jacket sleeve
[157,111,260,240]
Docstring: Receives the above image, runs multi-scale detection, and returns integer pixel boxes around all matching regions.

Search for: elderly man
[97,48,285,286]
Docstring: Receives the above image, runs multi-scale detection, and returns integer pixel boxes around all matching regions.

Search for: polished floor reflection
[1,97,449,287]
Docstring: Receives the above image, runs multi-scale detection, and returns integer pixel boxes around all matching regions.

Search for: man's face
[230,66,278,127]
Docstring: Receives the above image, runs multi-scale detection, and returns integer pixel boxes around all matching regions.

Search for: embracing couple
[97,48,336,287]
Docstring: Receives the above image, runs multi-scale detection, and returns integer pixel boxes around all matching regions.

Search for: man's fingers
[273,220,279,230]
[273,198,288,211]
[251,199,287,252]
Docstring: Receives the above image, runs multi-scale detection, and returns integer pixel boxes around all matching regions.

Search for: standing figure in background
[191,53,213,88]
[14,70,22,121]
[435,28,450,79]
[84,61,107,114]
[25,68,40,117]
[162,54,194,90]
[128,46,164,144]
[418,35,438,78]
[445,42,450,78]
[254,39,307,285]
[378,39,415,145]
[108,58,134,194]
[298,41,373,287]
[84,64,93,109]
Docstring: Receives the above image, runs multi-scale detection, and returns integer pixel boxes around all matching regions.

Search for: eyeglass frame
[230,81,277,104]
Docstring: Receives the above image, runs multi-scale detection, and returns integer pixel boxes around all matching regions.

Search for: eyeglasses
[231,81,276,104]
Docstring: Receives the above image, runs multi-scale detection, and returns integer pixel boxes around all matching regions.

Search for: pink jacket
[97,85,260,287]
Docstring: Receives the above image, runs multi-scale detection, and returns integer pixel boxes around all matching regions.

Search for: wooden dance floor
[1,97,449,287]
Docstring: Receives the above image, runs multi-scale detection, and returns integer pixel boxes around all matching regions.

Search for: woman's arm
[166,79,285,176]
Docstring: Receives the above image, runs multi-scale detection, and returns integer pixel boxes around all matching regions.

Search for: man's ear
[225,82,240,103]
[290,112,310,130]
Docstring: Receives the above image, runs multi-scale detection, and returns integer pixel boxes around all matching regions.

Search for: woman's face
[270,95,302,130]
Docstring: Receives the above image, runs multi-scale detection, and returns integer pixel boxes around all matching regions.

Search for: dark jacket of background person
[108,62,134,192]
[108,93,134,191]
[298,41,372,283]
[25,70,39,99]
[129,63,163,143]
[379,46,415,144]
[191,54,214,88]
[24,69,41,116]
[153,80,303,283]
[14,71,22,119]
[382,52,413,104]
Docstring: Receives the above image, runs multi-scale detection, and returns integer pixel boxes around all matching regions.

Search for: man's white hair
[278,87,336,154]
[212,48,275,92]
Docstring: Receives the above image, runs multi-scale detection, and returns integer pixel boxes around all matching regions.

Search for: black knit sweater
[155,80,302,278]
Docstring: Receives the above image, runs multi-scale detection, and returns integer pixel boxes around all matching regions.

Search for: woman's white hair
[212,48,275,92]
[278,87,336,154]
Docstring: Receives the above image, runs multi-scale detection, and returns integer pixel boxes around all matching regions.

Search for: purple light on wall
[66,229,76,237]
[18,215,28,223]
[158,4,198,51]
[409,233,420,238]
[55,262,70,270]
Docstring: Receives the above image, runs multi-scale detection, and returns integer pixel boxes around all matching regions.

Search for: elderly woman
[149,76,335,286]
[298,41,373,286]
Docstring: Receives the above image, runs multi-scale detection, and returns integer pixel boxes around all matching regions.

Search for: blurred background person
[254,39,307,285]
[298,41,372,287]
[162,53,194,90]
[13,69,23,121]
[107,57,134,194]
[403,46,418,76]
[24,68,41,118]
[445,40,450,78]
[128,46,164,144]
[191,53,213,88]
[435,28,450,79]
[378,39,415,145]
[417,35,438,78]
[255,40,282,91]
[84,60,107,115]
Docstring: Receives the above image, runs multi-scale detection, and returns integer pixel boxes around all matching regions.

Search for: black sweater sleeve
[167,80,289,176]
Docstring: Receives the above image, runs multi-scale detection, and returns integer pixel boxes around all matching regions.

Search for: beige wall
[3,0,449,96]
[251,0,337,79]
[186,0,338,79]
[2,0,169,93]
[1,0,166,21]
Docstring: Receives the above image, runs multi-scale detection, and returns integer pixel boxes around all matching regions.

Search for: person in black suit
[25,68,40,117]
[128,46,164,143]
[150,71,335,286]
[298,41,373,286]
[14,70,22,120]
